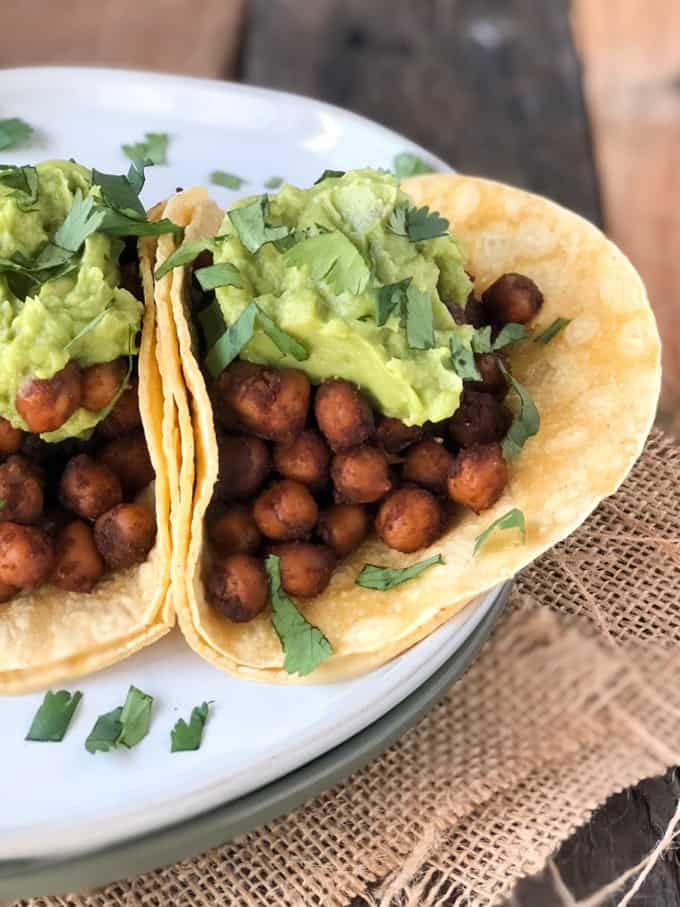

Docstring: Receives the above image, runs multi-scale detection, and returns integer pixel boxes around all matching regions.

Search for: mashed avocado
[213,169,473,426]
[0,160,143,441]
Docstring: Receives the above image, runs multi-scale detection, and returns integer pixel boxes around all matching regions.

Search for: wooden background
[2,1,679,903]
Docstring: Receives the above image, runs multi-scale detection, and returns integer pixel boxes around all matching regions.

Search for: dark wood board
[242,3,679,904]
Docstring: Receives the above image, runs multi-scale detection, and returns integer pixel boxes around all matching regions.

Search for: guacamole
[0,160,143,441]
[213,169,473,425]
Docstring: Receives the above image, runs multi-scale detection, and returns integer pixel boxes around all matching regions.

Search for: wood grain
[571,0,680,432]
[244,0,602,223]
[0,0,246,78]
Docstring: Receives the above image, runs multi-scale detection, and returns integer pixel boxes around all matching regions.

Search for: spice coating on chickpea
[253,479,319,541]
[215,434,271,501]
[205,553,269,622]
[0,455,43,524]
[0,523,54,588]
[273,430,330,490]
[447,389,511,448]
[447,443,508,513]
[273,542,336,598]
[207,504,262,556]
[317,503,370,557]
[81,359,127,413]
[330,445,392,504]
[15,361,82,434]
[51,520,105,593]
[0,416,23,457]
[375,487,443,554]
[59,454,123,521]
[402,439,453,495]
[314,379,375,451]
[94,503,156,569]
[482,273,543,325]
[97,429,154,494]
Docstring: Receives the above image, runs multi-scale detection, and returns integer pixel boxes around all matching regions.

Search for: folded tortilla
[158,175,660,682]
[0,234,173,694]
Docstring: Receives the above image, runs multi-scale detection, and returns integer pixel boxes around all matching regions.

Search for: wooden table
[3,1,679,903]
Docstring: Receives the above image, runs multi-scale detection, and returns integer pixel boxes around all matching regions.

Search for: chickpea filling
[201,271,544,623]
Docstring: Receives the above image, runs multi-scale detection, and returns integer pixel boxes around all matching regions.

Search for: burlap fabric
[18,430,680,907]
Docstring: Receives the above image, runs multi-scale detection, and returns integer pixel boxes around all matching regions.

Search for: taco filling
[159,170,569,679]
[0,159,178,690]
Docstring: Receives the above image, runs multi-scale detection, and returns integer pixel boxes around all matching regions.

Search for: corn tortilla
[159,175,660,682]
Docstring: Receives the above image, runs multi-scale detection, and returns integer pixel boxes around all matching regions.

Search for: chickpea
[317,503,370,557]
[215,434,271,501]
[59,454,123,521]
[314,379,374,451]
[272,542,336,598]
[482,273,543,325]
[207,504,262,556]
[97,381,142,438]
[447,443,508,513]
[0,416,23,457]
[330,446,392,504]
[51,520,105,593]
[273,430,330,490]
[15,361,82,434]
[205,553,269,623]
[447,389,512,449]
[97,429,154,494]
[0,455,43,524]
[94,503,156,569]
[0,523,54,587]
[375,487,443,554]
[253,479,318,541]
[374,416,422,454]
[402,439,453,495]
[81,359,127,412]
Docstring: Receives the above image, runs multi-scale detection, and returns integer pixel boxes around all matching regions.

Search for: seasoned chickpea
[97,429,154,494]
[317,503,370,557]
[51,520,105,593]
[59,454,122,521]
[272,542,336,598]
[273,430,330,490]
[0,455,43,524]
[447,389,512,448]
[447,443,508,513]
[215,362,310,443]
[482,273,543,325]
[0,523,54,587]
[314,379,374,451]
[402,439,453,495]
[253,479,318,541]
[0,416,23,457]
[330,445,392,504]
[215,434,271,501]
[94,503,156,569]
[0,581,18,603]
[375,487,443,554]
[15,361,82,434]
[207,504,262,556]
[205,553,268,623]
[81,359,127,412]
[468,353,509,398]
[374,417,422,454]
[97,381,142,438]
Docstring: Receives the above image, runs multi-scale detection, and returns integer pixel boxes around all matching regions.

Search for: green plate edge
[0,582,511,900]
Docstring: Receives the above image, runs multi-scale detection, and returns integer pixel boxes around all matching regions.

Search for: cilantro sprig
[388,203,449,242]
[474,509,526,554]
[266,555,333,676]
[84,685,154,754]
[355,554,444,591]
[229,195,290,254]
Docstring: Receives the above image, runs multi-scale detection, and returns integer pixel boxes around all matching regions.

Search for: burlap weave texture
[17,430,680,907]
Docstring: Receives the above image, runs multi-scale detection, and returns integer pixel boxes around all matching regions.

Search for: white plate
[0,67,492,862]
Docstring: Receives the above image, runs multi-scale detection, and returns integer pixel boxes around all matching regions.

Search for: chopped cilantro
[171,702,211,752]
[0,118,34,151]
[474,508,526,554]
[374,278,411,326]
[449,334,481,381]
[54,190,106,252]
[0,165,39,209]
[405,284,434,349]
[84,685,154,754]
[393,152,434,180]
[534,317,571,345]
[229,195,290,254]
[255,304,309,361]
[499,362,540,457]
[388,203,449,242]
[84,707,124,754]
[264,176,284,189]
[154,238,214,280]
[122,132,169,165]
[266,555,333,676]
[314,169,346,184]
[211,170,247,190]
[195,262,242,291]
[92,165,147,220]
[355,554,444,590]
[204,302,257,378]
[26,690,82,742]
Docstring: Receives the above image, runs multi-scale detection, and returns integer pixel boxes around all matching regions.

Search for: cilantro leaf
[355,554,444,591]
[171,702,211,752]
[499,362,540,457]
[122,132,169,165]
[373,278,410,326]
[314,169,346,184]
[97,207,181,238]
[264,176,284,189]
[493,323,529,349]
[388,203,449,242]
[450,334,481,381]
[255,304,308,361]
[266,555,333,676]
[26,690,82,742]
[54,190,106,252]
[283,231,370,295]
[474,508,526,554]
[0,165,39,209]
[405,284,434,349]
[195,262,243,291]
[198,299,226,349]
[64,305,112,353]
[470,326,493,354]
[0,118,33,151]
[534,317,571,345]
[92,167,146,219]
[393,152,434,180]
[85,707,124,754]
[229,196,290,254]
[211,170,247,190]
[154,238,214,280]
[205,301,257,378]
[117,685,154,748]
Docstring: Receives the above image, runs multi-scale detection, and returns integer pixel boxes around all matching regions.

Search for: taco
[156,169,660,682]
[0,159,178,693]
